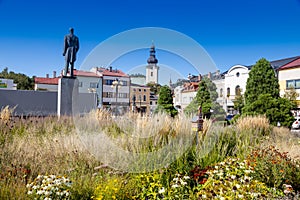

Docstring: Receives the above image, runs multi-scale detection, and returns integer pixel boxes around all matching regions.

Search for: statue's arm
[63,36,67,56]
[76,37,80,52]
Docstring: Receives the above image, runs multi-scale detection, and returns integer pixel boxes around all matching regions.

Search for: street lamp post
[139,95,142,113]
[88,88,97,109]
[111,78,122,115]
[132,95,136,112]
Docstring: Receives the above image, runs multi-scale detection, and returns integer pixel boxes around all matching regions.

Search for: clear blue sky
[1,0,300,81]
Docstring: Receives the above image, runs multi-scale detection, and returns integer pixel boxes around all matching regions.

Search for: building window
[296,80,300,89]
[90,82,98,88]
[118,93,128,98]
[143,95,146,101]
[133,88,136,92]
[139,89,142,92]
[121,81,128,86]
[235,85,241,96]
[236,72,240,77]
[220,88,223,97]
[103,92,114,98]
[78,82,83,87]
[151,72,153,77]
[227,87,230,97]
[287,79,300,89]
[104,79,114,85]
[144,89,146,92]
[150,101,153,105]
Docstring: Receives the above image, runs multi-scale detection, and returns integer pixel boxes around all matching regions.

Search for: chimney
[53,71,56,78]
[46,74,49,78]
[109,66,112,72]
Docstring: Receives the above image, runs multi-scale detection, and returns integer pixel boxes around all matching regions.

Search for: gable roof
[270,56,300,70]
[73,70,102,77]
[279,57,300,70]
[35,77,59,85]
[96,67,129,77]
[246,56,300,70]
[34,70,101,85]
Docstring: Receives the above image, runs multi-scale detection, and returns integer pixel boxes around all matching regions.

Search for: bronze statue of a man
[63,27,79,77]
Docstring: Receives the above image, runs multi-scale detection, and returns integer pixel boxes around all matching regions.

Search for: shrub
[93,176,125,200]
[247,146,300,192]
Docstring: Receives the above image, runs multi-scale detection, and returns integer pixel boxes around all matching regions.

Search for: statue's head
[69,27,74,34]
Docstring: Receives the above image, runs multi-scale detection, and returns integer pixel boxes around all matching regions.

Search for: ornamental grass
[0,110,299,199]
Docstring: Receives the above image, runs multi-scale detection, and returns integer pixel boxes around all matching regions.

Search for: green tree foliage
[185,78,226,119]
[243,58,294,127]
[0,67,34,90]
[234,94,244,114]
[146,82,161,95]
[156,85,178,117]
[242,94,294,127]
[244,58,279,104]
[203,77,218,102]
[184,80,212,117]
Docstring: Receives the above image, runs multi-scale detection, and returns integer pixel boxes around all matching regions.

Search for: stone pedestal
[57,77,79,116]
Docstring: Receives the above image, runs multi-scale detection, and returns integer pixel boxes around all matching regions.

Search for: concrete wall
[0,90,96,116]
[0,90,57,116]
[77,93,97,113]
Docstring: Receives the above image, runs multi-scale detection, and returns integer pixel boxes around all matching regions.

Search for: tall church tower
[146,44,159,84]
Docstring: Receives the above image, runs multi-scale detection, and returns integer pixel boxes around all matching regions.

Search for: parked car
[292,117,300,129]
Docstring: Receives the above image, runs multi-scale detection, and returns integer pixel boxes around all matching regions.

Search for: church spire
[147,43,158,64]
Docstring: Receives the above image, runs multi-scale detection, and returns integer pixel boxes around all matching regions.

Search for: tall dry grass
[0,106,14,123]
[235,115,271,135]
[1,109,299,199]
[263,127,300,160]
[73,111,196,172]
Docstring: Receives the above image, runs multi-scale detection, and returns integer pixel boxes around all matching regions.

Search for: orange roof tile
[35,77,59,85]
[73,70,102,77]
[97,67,129,77]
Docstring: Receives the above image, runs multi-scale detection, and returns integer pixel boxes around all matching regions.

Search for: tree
[244,58,279,104]
[184,80,212,117]
[146,82,161,95]
[234,94,244,114]
[242,58,294,127]
[0,67,34,90]
[243,94,294,127]
[202,77,225,120]
[156,85,178,117]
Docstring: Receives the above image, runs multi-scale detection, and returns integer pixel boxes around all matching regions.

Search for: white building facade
[0,79,17,90]
[146,45,159,84]
[224,65,249,113]
[91,67,130,113]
